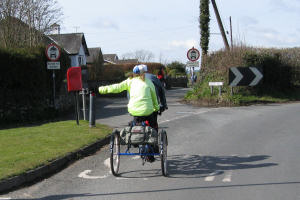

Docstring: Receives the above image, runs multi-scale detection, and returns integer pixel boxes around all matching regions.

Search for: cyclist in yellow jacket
[98,64,160,129]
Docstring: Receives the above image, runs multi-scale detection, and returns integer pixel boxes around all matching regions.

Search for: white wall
[69,44,87,67]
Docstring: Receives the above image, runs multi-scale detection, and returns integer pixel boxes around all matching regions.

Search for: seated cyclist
[98,64,160,162]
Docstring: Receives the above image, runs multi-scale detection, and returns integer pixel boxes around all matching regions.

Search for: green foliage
[243,51,292,91]
[0,46,70,124]
[200,0,210,55]
[0,120,112,180]
[98,62,165,81]
[166,61,186,77]
[185,46,300,106]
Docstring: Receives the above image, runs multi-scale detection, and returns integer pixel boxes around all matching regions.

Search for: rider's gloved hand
[98,86,108,94]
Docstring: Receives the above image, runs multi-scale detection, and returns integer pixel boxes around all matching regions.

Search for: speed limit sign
[187,47,200,62]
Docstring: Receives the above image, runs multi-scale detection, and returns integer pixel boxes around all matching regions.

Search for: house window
[78,56,83,65]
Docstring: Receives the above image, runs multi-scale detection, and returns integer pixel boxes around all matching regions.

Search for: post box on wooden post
[67,67,83,125]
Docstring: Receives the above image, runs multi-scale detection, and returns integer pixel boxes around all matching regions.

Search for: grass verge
[184,73,300,106]
[0,120,112,181]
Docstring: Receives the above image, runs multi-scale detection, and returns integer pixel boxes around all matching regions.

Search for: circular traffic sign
[187,47,200,62]
[45,43,61,61]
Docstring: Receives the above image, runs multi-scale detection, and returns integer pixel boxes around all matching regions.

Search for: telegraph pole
[230,16,233,49]
[211,0,230,51]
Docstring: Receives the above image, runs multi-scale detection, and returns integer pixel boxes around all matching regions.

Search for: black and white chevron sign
[229,67,263,86]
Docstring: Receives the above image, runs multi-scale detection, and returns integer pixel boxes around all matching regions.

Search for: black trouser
[133,112,158,131]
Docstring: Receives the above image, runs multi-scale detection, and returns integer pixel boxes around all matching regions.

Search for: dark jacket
[145,73,167,109]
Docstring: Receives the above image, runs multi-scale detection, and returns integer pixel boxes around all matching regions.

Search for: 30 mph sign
[45,43,61,61]
[187,47,200,62]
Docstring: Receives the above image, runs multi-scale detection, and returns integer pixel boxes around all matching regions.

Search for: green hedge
[0,46,70,125]
[187,46,300,103]
[243,52,293,91]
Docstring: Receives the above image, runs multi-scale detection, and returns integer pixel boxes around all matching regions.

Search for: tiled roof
[103,54,118,62]
[87,47,102,63]
[116,59,139,64]
[48,33,89,56]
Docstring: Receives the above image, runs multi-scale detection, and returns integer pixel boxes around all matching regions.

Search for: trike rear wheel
[110,131,120,176]
[160,130,168,176]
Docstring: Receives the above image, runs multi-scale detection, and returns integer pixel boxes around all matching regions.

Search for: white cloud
[269,0,300,14]
[240,16,259,27]
[168,39,198,49]
[90,19,119,30]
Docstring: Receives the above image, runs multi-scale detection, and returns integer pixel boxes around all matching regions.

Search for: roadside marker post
[209,82,223,96]
[89,91,96,127]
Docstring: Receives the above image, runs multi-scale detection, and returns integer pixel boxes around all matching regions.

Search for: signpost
[47,62,60,70]
[45,43,61,107]
[186,61,199,68]
[229,66,263,95]
[229,67,263,86]
[187,47,200,62]
[186,47,200,85]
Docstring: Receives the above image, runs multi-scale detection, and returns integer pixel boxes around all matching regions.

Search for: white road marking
[222,171,233,182]
[0,198,11,200]
[116,177,129,180]
[176,111,194,114]
[159,110,210,124]
[78,170,108,179]
[104,158,110,168]
[204,175,215,182]
[204,171,219,182]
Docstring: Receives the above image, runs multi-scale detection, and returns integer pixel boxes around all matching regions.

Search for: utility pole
[211,0,230,51]
[230,16,233,49]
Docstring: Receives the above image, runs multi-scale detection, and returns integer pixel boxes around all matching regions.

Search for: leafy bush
[97,62,165,81]
[0,46,70,125]
[185,45,300,105]
[166,61,186,77]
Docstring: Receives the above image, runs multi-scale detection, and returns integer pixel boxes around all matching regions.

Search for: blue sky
[56,0,300,64]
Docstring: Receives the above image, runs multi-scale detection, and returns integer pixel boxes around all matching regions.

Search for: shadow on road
[94,98,128,119]
[167,154,278,178]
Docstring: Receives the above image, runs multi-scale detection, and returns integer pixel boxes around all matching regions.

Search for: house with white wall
[47,33,90,67]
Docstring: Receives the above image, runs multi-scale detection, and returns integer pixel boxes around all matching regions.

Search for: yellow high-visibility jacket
[98,77,159,116]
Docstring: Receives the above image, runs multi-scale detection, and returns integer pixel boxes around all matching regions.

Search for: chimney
[51,23,61,34]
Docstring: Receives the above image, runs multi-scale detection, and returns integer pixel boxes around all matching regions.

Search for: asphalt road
[2,88,300,200]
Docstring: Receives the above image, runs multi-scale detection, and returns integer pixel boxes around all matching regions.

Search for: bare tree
[122,49,155,62]
[0,0,62,47]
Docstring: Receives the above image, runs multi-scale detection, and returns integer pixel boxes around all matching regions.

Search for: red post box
[67,67,82,92]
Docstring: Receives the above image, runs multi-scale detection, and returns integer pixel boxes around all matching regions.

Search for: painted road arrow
[229,67,263,86]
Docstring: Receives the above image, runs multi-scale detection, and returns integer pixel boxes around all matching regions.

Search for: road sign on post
[45,43,61,61]
[186,61,199,68]
[47,61,60,70]
[45,43,61,107]
[229,67,263,86]
[187,47,200,62]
